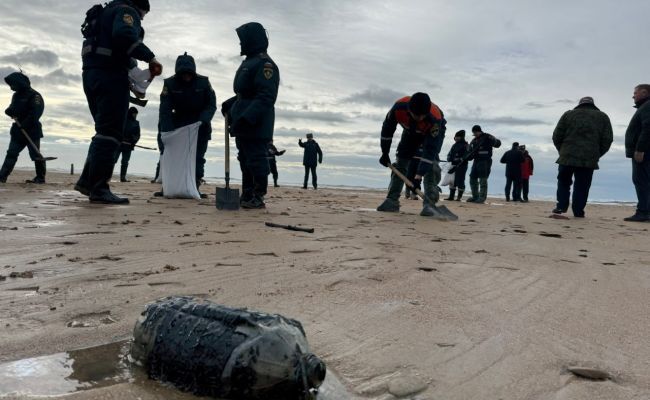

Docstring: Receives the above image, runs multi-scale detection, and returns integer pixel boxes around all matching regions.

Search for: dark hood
[574,103,600,111]
[175,53,196,76]
[236,22,268,56]
[4,72,31,92]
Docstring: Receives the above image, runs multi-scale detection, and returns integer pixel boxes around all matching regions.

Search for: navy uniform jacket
[381,96,446,176]
[123,116,140,148]
[4,73,44,140]
[299,140,323,167]
[227,23,280,141]
[447,140,469,166]
[468,133,501,161]
[82,0,155,71]
[160,55,217,139]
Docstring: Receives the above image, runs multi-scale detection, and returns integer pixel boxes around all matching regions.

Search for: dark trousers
[269,159,278,182]
[78,69,129,195]
[115,147,132,167]
[451,163,467,190]
[505,176,522,201]
[556,165,594,217]
[0,136,41,179]
[196,134,209,182]
[632,156,650,216]
[236,137,269,200]
[404,158,419,195]
[304,165,317,188]
[521,178,530,201]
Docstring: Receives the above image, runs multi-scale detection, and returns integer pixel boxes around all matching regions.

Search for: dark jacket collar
[634,97,649,109]
[574,103,600,111]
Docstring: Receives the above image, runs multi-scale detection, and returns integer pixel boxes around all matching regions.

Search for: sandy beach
[0,170,649,400]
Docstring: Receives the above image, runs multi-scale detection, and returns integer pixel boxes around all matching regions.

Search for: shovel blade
[216,186,240,210]
[434,205,459,221]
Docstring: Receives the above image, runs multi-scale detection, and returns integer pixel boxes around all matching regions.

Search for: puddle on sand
[0,341,351,399]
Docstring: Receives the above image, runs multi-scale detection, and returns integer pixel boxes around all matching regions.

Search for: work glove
[411,177,422,193]
[148,58,163,78]
[221,97,236,117]
[379,153,391,167]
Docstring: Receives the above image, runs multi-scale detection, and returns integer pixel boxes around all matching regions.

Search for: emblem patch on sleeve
[123,14,134,26]
[161,86,169,96]
[263,62,274,80]
[34,95,42,105]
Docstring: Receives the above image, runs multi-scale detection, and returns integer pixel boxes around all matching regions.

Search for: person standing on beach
[466,125,501,203]
[445,130,469,201]
[552,97,613,217]
[377,93,446,216]
[75,0,162,204]
[299,133,323,189]
[520,145,534,202]
[623,84,650,222]
[158,52,217,198]
[267,140,285,187]
[115,107,140,182]
[0,72,46,184]
[500,142,525,202]
[221,22,280,209]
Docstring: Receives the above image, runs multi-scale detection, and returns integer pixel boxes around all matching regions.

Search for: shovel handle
[13,119,46,160]
[224,116,230,187]
[387,163,436,205]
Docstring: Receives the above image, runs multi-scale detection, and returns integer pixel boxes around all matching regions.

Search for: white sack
[160,122,202,199]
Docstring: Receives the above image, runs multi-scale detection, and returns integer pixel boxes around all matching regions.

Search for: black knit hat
[131,0,150,12]
[455,130,465,138]
[408,92,431,116]
[471,125,482,133]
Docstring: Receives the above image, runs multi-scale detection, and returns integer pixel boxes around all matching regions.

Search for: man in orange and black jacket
[377,92,446,216]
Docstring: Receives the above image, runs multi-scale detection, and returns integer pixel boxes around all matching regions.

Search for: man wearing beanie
[466,125,501,203]
[623,85,650,222]
[75,0,162,204]
[552,97,612,217]
[156,52,217,198]
[445,130,470,201]
[377,92,447,216]
[299,133,323,189]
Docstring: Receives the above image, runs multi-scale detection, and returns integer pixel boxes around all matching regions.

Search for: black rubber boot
[87,138,129,205]
[196,179,208,199]
[377,198,400,212]
[274,179,279,188]
[456,189,464,201]
[120,164,130,182]
[151,162,160,183]
[0,156,17,183]
[445,189,455,201]
[26,161,46,184]
[75,161,91,196]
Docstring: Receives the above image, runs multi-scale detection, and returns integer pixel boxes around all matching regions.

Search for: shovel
[13,119,57,161]
[216,116,240,210]
[387,163,458,221]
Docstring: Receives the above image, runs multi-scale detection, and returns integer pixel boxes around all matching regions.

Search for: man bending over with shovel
[377,93,448,217]
[1,72,46,184]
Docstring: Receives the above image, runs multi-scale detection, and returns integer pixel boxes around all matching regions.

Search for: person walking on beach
[376,93,446,216]
[500,142,525,202]
[157,52,217,198]
[520,145,534,202]
[267,140,285,187]
[221,22,280,209]
[75,0,162,204]
[0,72,46,184]
[115,107,141,182]
[299,133,323,189]
[466,125,501,203]
[623,84,650,222]
[445,130,469,201]
[552,97,613,217]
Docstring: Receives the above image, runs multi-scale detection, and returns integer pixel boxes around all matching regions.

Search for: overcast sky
[0,0,647,201]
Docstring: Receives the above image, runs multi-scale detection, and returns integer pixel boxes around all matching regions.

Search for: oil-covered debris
[132,296,326,400]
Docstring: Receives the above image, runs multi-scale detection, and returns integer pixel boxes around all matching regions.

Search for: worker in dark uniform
[377,93,447,216]
[500,142,525,201]
[75,0,162,204]
[466,125,501,203]
[299,133,323,189]
[158,52,216,197]
[267,140,285,187]
[222,22,280,209]
[0,72,46,184]
[445,130,469,201]
[115,107,140,182]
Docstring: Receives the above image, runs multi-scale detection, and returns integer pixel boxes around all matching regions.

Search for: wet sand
[1,170,649,399]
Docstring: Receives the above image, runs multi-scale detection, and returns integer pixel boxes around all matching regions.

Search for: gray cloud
[449,115,550,127]
[524,99,576,109]
[340,86,405,107]
[276,108,350,124]
[0,48,58,68]
[30,68,80,86]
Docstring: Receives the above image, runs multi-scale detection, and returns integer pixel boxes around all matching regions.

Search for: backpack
[81,4,105,39]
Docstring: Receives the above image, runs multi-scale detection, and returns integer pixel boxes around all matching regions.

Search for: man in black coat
[299,133,323,189]
[158,52,217,197]
[445,130,469,201]
[624,84,650,222]
[1,72,46,184]
[267,141,285,187]
[115,107,141,182]
[467,125,501,203]
[500,142,525,201]
[222,22,280,209]
[75,0,162,204]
